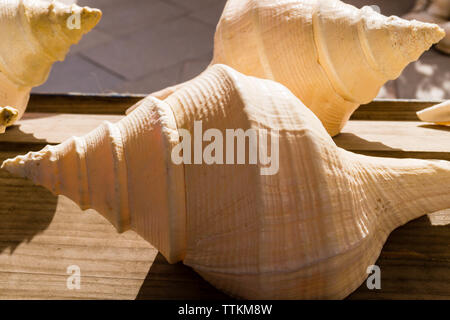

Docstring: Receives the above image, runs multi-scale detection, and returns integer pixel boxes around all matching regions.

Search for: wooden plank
[0,113,122,147]
[349,211,450,300]
[27,93,145,115]
[0,148,449,299]
[0,113,448,160]
[0,99,449,299]
[0,151,227,300]
[26,94,443,120]
[0,151,153,299]
[335,120,450,160]
[350,99,444,121]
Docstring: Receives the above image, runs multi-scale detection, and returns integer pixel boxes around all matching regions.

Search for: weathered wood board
[0,96,448,299]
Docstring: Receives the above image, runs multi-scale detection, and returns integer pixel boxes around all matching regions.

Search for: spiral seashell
[0,0,102,133]
[147,0,445,137]
[2,64,450,299]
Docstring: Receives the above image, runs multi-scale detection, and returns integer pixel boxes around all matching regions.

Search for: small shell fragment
[417,100,450,125]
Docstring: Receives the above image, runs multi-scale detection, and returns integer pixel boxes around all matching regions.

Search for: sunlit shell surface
[0,0,101,132]
[148,0,444,137]
[3,65,450,299]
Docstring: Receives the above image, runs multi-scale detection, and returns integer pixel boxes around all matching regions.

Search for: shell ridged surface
[3,65,450,299]
[150,0,445,137]
[0,0,101,132]
[211,0,445,136]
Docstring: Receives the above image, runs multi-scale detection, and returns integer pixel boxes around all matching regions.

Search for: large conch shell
[3,65,450,299]
[148,0,445,136]
[0,0,102,133]
[417,100,450,125]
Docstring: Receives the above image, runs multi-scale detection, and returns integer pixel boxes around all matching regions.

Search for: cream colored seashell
[417,100,450,125]
[146,0,445,137]
[0,0,102,133]
[2,65,450,299]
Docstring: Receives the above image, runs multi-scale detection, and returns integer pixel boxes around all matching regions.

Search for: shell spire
[146,0,444,136]
[0,0,102,132]
[1,96,186,264]
[306,1,445,103]
[0,0,102,87]
[26,1,102,63]
[2,64,450,299]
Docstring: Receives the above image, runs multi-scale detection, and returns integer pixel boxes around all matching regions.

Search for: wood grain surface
[0,96,448,299]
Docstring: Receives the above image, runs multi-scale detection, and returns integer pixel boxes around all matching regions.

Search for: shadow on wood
[334,132,404,154]
[0,162,58,255]
[0,128,58,255]
[348,215,450,300]
[136,213,450,300]
[136,253,232,300]
[0,122,54,152]
[419,124,450,133]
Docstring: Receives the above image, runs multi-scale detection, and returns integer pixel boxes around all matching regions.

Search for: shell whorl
[212,0,445,136]
[0,0,102,87]
[2,65,450,299]
[2,96,187,264]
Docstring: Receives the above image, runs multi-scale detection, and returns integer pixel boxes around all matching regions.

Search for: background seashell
[2,64,450,299]
[144,0,445,137]
[0,0,102,133]
[417,100,450,125]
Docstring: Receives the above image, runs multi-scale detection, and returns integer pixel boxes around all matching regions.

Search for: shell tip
[78,7,102,33]
[1,156,26,178]
[0,107,19,131]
